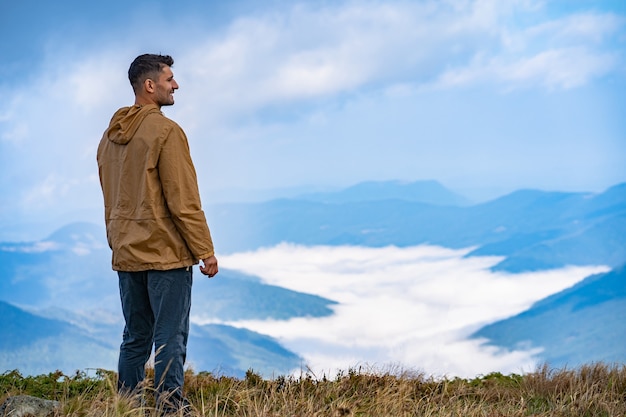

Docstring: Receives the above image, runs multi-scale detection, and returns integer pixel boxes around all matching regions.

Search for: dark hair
[128,54,174,92]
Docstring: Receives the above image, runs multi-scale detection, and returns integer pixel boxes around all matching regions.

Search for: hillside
[192,269,337,321]
[3,364,625,417]
[0,300,304,378]
[188,323,301,377]
[0,222,337,320]
[0,224,336,377]
[472,266,626,367]
[0,300,118,375]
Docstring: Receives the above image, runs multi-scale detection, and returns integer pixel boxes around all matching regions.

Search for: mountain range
[207,181,626,272]
[1,180,624,375]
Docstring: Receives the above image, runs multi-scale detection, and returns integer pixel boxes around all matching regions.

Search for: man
[97,53,218,412]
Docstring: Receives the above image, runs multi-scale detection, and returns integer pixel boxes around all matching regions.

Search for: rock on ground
[0,395,60,417]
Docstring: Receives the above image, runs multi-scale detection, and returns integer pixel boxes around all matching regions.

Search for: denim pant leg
[118,271,154,393]
[147,267,193,403]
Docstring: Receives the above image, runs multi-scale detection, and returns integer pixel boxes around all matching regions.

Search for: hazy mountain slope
[0,223,337,321]
[1,301,77,350]
[0,300,303,378]
[470,184,626,271]
[472,266,626,367]
[486,212,626,272]
[297,180,471,206]
[0,222,119,310]
[0,301,118,375]
[192,269,337,321]
[208,183,626,271]
[0,223,331,377]
[188,324,301,377]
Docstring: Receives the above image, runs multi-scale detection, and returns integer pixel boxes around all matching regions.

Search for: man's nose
[173,80,179,89]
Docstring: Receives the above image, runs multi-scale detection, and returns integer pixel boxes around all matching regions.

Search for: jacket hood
[105,104,161,145]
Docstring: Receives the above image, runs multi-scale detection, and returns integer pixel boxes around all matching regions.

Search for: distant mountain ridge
[208,181,626,271]
[297,180,471,206]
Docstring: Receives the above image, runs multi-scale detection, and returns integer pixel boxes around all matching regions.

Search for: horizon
[1,177,624,243]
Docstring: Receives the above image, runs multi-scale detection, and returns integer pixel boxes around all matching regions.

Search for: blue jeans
[117,267,192,406]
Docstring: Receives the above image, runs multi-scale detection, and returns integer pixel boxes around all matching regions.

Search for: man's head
[128,54,178,107]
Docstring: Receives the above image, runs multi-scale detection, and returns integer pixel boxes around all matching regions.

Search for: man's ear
[144,78,155,94]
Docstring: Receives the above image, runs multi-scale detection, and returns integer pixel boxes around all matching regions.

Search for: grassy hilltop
[1,363,625,416]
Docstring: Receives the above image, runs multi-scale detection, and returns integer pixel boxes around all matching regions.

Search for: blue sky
[1,0,625,240]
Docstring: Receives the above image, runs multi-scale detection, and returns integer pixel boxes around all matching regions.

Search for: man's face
[154,65,178,107]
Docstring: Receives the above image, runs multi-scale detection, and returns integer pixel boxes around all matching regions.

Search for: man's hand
[200,255,218,278]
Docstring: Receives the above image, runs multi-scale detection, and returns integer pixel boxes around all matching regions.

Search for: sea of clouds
[214,243,608,378]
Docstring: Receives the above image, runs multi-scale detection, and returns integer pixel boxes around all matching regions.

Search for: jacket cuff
[198,251,215,261]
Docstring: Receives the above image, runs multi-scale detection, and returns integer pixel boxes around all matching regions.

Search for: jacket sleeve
[158,123,215,260]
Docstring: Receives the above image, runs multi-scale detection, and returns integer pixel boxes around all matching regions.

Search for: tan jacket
[97,104,214,271]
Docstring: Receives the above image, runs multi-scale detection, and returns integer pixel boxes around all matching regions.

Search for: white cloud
[20,173,100,212]
[524,11,625,45]
[0,122,29,143]
[503,47,616,89]
[0,241,59,253]
[66,57,130,111]
[216,244,609,378]
[0,50,129,222]
[174,0,624,122]
[428,8,624,91]
[435,46,616,90]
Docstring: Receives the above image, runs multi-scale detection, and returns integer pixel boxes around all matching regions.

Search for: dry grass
[1,363,624,416]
